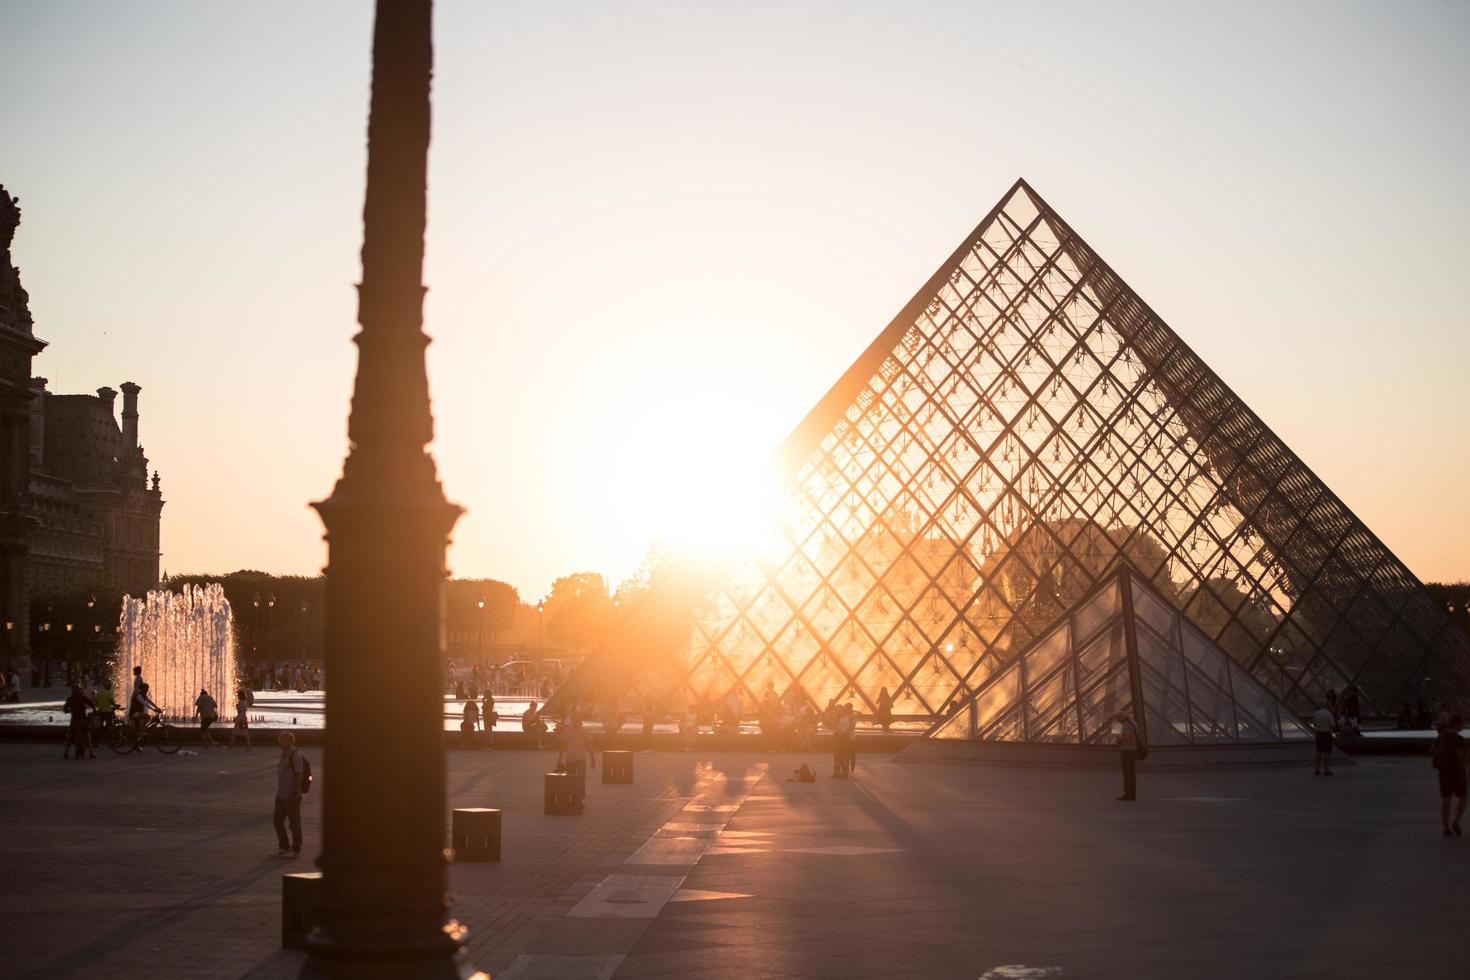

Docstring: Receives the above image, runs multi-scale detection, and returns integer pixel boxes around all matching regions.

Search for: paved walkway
[0,742,1461,979]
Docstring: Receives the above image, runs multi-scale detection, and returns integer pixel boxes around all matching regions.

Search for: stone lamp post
[302,1,485,977]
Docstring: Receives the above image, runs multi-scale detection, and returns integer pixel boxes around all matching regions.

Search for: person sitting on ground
[195,688,218,748]
[788,763,816,783]
[1432,713,1467,838]
[62,684,96,760]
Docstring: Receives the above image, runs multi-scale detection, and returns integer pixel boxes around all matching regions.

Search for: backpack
[299,752,313,794]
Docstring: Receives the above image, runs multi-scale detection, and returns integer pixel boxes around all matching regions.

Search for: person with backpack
[273,732,309,857]
[1115,709,1141,801]
[1432,713,1467,838]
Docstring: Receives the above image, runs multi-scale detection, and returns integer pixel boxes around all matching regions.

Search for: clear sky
[3,0,1468,599]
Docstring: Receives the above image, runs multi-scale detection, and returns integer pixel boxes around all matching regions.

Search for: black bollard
[544,772,582,815]
[451,807,501,862]
[602,750,633,784]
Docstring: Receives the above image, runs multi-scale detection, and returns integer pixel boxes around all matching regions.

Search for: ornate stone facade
[27,379,163,594]
[0,184,165,675]
[0,186,47,669]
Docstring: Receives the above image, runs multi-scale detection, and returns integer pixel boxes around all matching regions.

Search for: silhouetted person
[1341,686,1361,735]
[833,704,854,778]
[195,688,218,748]
[274,732,306,857]
[522,700,546,748]
[1312,702,1336,776]
[1115,710,1138,800]
[876,687,894,732]
[1432,713,1466,837]
[229,687,253,750]
[1414,702,1431,729]
[461,698,479,749]
[62,684,95,760]
[1398,702,1413,730]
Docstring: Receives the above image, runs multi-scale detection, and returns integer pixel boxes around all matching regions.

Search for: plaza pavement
[0,740,1462,979]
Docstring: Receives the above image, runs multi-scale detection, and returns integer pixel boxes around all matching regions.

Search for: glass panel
[1136,629,1183,690]
[972,663,1021,733]
[1183,661,1237,743]
[1025,660,1076,736]
[981,704,1025,742]
[1228,660,1282,741]
[1079,664,1132,743]
[1023,622,1072,686]
[1140,664,1190,745]
[930,704,973,740]
[1131,579,1178,641]
[1032,701,1082,743]
[1073,579,1120,644]
[1077,622,1126,685]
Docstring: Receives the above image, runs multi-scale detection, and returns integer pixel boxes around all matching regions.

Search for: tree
[544,572,613,651]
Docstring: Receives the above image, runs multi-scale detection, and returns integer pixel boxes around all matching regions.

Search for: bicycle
[108,709,181,755]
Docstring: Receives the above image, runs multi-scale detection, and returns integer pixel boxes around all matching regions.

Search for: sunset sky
[3,0,1468,600]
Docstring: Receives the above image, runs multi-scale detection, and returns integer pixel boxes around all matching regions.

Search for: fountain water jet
[113,584,238,723]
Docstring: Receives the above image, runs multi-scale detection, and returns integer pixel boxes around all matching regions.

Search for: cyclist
[129,681,161,746]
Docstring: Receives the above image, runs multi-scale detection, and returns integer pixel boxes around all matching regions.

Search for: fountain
[114,584,237,722]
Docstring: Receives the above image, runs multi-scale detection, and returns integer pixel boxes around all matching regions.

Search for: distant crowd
[245,663,322,693]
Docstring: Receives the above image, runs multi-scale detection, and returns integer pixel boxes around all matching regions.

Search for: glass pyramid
[675,179,1469,723]
[929,563,1314,746]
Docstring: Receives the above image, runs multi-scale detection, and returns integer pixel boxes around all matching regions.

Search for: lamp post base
[300,921,488,979]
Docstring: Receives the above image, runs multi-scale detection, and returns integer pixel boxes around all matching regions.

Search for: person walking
[1432,713,1467,837]
[229,686,253,750]
[62,684,96,760]
[195,688,218,749]
[876,687,894,733]
[562,715,593,809]
[273,732,306,857]
[1312,701,1336,776]
[1115,710,1139,800]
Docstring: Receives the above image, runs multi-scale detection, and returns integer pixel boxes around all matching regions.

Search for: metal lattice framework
[677,179,1469,722]
[929,563,1315,747]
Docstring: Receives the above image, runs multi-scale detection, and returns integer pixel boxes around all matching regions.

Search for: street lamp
[40,609,51,687]
[267,594,276,662]
[476,594,485,661]
[252,593,261,659]
[537,601,545,649]
[86,593,96,678]
[299,599,309,661]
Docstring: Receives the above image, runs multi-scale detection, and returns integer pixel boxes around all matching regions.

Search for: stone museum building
[0,184,164,673]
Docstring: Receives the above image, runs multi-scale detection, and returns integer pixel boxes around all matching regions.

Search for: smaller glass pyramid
[929,562,1314,746]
